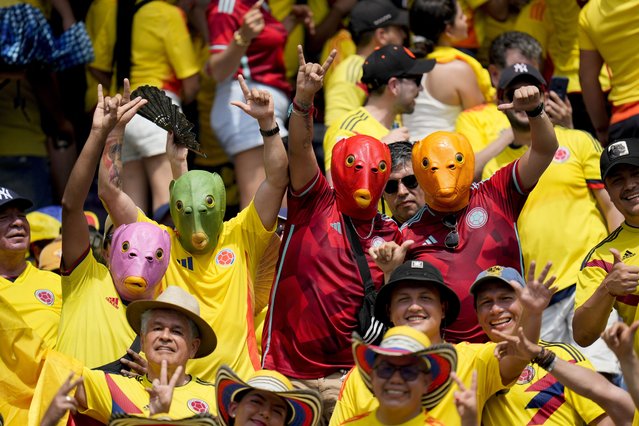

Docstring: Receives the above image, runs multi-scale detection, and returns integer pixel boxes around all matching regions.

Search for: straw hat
[126,286,216,358]
[216,366,322,426]
[352,326,457,410]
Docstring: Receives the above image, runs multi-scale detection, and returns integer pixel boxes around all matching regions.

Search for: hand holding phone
[549,76,569,101]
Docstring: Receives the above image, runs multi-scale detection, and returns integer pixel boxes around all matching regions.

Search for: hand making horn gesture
[294,45,337,103]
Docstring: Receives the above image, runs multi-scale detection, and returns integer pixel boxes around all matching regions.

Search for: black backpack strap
[343,214,375,295]
[94,335,141,374]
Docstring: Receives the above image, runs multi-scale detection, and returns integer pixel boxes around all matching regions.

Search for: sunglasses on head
[374,360,429,382]
[442,214,459,249]
[384,174,419,194]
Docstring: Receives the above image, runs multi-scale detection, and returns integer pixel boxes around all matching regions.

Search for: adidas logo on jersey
[105,297,119,309]
[622,250,636,260]
[177,257,194,271]
[422,235,437,245]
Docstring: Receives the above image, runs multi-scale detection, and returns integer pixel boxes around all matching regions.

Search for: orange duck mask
[331,135,391,220]
[412,131,475,213]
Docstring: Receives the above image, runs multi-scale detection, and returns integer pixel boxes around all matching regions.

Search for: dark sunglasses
[374,361,429,382]
[442,214,459,249]
[384,174,419,194]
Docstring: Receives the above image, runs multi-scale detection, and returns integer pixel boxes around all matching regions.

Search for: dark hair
[489,31,543,70]
[352,29,375,47]
[388,141,413,172]
[368,83,388,97]
[409,0,457,54]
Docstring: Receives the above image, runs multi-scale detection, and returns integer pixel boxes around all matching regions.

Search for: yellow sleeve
[163,6,200,80]
[475,343,509,408]
[577,4,597,51]
[79,368,112,424]
[324,58,366,127]
[573,130,603,182]
[323,123,356,173]
[329,368,377,426]
[575,251,607,309]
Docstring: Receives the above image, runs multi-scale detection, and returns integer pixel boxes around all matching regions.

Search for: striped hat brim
[215,366,322,426]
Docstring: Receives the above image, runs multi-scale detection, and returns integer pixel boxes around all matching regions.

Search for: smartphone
[549,76,569,101]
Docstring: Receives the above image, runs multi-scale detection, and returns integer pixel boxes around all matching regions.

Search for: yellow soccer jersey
[138,201,274,381]
[323,107,395,173]
[324,54,366,127]
[483,341,605,426]
[578,0,639,106]
[455,103,510,154]
[483,127,607,292]
[58,249,136,368]
[341,409,444,426]
[0,262,61,349]
[576,224,639,353]
[81,368,216,424]
[330,342,505,426]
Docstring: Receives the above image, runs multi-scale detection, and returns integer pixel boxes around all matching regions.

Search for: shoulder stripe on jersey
[219,0,236,14]
[210,44,228,51]
[579,226,624,269]
[511,159,525,195]
[587,133,603,152]
[346,59,361,82]
[340,111,367,131]
[540,340,586,362]
[402,205,427,229]
[195,377,215,387]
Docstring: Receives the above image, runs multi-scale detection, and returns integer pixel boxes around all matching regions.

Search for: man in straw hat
[330,259,553,425]
[215,365,323,426]
[471,265,634,426]
[343,325,457,425]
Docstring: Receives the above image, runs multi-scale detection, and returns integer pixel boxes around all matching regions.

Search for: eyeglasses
[374,361,429,382]
[384,174,419,194]
[442,215,459,249]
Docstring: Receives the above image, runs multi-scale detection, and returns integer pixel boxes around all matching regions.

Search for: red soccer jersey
[402,161,529,343]
[262,171,402,379]
[207,0,290,94]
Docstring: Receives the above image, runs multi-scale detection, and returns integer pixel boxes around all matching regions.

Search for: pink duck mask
[109,222,171,302]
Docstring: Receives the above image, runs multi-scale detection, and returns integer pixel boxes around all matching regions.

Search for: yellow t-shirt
[330,342,505,426]
[90,0,199,92]
[0,262,61,349]
[0,78,47,157]
[578,0,639,106]
[138,201,274,381]
[324,54,366,128]
[84,0,116,108]
[455,103,510,154]
[58,250,136,368]
[80,368,216,423]
[483,341,605,425]
[341,409,444,426]
[323,107,395,173]
[576,223,639,353]
[483,126,607,292]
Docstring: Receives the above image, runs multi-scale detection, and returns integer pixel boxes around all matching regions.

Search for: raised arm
[602,321,639,411]
[62,81,145,267]
[230,75,288,230]
[498,85,558,190]
[579,50,608,145]
[289,45,336,191]
[97,85,143,227]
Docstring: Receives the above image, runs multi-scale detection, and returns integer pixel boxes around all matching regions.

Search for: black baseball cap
[0,187,33,212]
[362,44,435,90]
[374,259,460,327]
[600,138,639,180]
[497,63,546,100]
[349,0,409,37]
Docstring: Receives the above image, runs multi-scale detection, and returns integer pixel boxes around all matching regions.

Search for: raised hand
[368,240,414,277]
[493,326,541,361]
[452,371,478,426]
[516,261,558,314]
[146,360,183,415]
[545,90,573,129]
[295,45,336,103]
[238,0,265,43]
[602,248,639,296]
[602,320,639,362]
[120,348,149,378]
[381,127,410,144]
[230,75,275,124]
[288,5,315,35]
[41,372,84,426]
[498,85,543,113]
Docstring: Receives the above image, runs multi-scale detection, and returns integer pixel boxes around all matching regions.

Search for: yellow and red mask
[412,131,475,212]
[331,135,391,220]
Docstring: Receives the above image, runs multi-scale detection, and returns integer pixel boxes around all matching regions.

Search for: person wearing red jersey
[372,72,558,343]
[261,47,402,425]
[207,0,312,208]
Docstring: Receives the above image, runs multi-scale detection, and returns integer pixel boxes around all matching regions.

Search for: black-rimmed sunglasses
[442,214,459,249]
[374,361,429,382]
[384,175,419,194]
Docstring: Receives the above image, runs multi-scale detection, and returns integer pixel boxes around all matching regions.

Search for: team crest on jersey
[371,236,385,248]
[215,248,235,266]
[187,398,209,414]
[553,146,570,163]
[465,207,488,229]
[517,365,535,385]
[35,289,54,306]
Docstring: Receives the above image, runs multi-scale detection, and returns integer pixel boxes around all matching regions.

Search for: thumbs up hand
[603,248,639,296]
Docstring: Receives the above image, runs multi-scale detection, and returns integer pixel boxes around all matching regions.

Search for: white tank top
[403,73,462,141]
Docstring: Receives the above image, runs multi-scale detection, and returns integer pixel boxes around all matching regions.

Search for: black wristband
[526,102,544,118]
[259,123,280,137]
